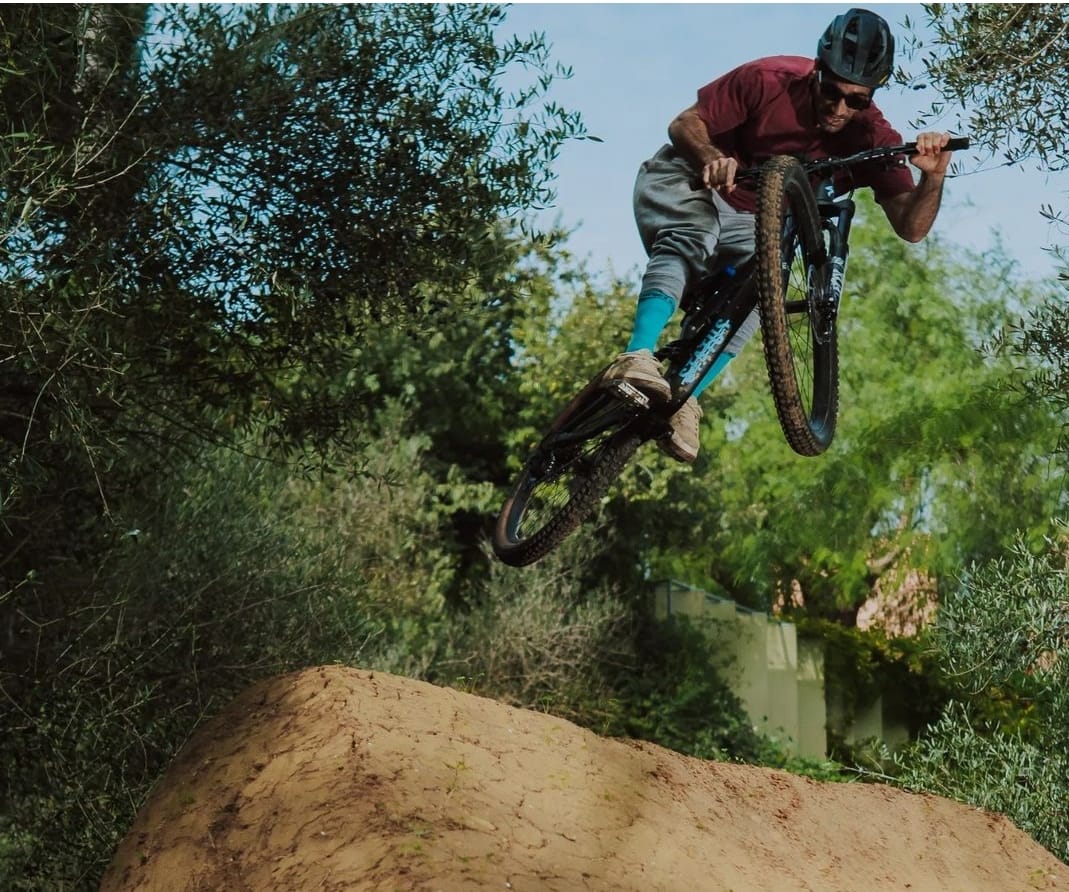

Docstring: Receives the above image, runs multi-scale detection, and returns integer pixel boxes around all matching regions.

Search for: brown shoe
[600,350,671,405]
[658,396,702,463]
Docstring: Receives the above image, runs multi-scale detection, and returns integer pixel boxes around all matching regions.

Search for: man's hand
[667,105,739,193]
[880,131,954,242]
[909,131,953,177]
[701,156,739,193]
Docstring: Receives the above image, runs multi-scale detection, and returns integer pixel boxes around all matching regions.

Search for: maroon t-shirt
[695,55,915,212]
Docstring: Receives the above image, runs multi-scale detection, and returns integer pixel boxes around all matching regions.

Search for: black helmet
[817,8,895,88]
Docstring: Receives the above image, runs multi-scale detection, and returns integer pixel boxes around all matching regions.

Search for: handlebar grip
[946,136,970,151]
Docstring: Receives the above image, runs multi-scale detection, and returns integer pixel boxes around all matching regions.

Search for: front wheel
[755,155,839,456]
[493,377,643,567]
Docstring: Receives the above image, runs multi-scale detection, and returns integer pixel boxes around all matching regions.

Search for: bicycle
[493,137,970,567]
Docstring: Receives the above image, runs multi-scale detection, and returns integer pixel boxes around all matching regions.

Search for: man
[602,8,955,463]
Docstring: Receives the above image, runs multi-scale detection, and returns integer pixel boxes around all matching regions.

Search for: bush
[599,614,767,763]
[0,407,471,890]
[432,531,632,721]
[895,531,1069,861]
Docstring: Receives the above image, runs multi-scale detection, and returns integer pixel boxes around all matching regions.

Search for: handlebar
[905,136,971,153]
[799,135,970,179]
[691,135,971,190]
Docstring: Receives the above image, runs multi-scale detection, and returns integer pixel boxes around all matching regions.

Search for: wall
[650,580,911,761]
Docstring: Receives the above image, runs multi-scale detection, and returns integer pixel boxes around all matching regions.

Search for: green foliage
[0,399,475,889]
[994,298,1069,461]
[900,703,1069,858]
[599,615,766,763]
[432,532,632,721]
[589,613,853,782]
[629,197,1063,615]
[896,15,1069,853]
[0,3,587,587]
[0,394,635,890]
[505,263,638,442]
[797,619,947,762]
[896,530,1069,861]
[907,4,1069,171]
[907,5,1069,462]
[0,11,591,879]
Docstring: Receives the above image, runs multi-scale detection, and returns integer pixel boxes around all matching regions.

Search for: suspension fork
[815,182,855,339]
[817,181,855,305]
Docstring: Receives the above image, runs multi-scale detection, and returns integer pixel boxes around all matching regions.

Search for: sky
[499,3,1067,285]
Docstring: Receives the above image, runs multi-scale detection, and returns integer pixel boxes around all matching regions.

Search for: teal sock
[625,290,676,353]
[693,351,735,398]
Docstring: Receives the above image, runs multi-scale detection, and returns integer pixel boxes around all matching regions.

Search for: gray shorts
[633,144,759,353]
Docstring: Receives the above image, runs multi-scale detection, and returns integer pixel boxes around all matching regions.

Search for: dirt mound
[102,666,1068,891]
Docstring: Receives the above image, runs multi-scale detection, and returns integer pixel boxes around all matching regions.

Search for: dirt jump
[101,665,1068,891]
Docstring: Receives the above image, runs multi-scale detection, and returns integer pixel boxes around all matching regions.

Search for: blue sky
[500,3,1066,283]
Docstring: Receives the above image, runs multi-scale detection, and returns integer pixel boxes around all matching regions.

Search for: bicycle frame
[657,192,853,410]
[657,261,758,410]
[493,137,970,565]
[657,136,968,411]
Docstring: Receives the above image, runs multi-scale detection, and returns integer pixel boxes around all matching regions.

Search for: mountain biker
[601,8,955,463]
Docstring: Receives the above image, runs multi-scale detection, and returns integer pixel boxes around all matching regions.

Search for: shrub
[895,531,1069,861]
[599,614,767,763]
[432,531,632,721]
[0,407,468,890]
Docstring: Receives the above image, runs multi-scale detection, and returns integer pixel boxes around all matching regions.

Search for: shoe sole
[657,438,697,463]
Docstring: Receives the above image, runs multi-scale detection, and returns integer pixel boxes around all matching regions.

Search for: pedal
[605,380,652,410]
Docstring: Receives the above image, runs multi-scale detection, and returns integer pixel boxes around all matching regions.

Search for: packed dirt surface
[102,665,1069,891]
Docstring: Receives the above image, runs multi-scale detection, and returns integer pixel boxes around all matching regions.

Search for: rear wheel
[493,378,643,567]
[755,155,839,456]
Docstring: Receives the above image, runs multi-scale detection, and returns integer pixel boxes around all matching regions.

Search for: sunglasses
[817,75,872,111]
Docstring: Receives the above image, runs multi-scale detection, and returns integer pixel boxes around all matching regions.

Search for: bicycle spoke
[781,236,817,417]
[510,429,616,539]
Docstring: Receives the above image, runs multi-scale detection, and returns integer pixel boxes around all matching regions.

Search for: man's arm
[668,105,739,193]
[878,131,953,243]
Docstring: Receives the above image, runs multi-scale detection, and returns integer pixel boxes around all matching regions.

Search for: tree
[905,4,1069,453]
[0,2,587,580]
[632,198,1065,618]
[0,9,590,885]
[905,4,1069,172]
[887,8,1069,850]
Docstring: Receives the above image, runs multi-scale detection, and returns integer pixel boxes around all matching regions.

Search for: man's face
[812,69,873,133]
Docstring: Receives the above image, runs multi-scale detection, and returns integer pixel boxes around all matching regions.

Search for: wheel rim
[502,397,632,545]
[779,214,833,430]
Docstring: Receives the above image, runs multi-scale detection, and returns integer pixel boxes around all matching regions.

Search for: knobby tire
[493,380,643,567]
[755,156,839,456]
